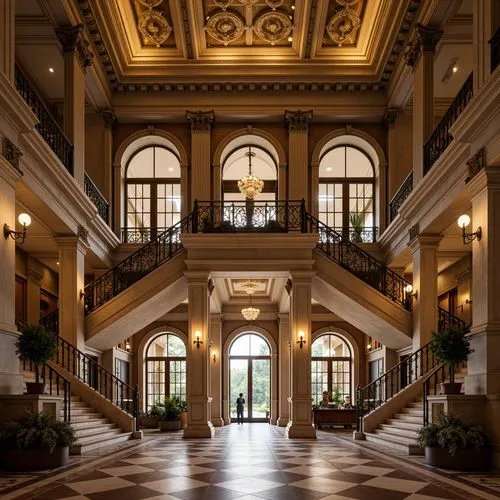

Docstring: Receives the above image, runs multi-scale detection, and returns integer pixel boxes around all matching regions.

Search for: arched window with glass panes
[311,334,352,406]
[318,145,375,242]
[124,146,181,243]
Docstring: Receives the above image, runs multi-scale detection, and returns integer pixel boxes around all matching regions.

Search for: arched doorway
[145,332,186,411]
[229,333,271,422]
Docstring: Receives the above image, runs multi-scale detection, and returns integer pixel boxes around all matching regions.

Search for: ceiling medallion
[138,10,172,47]
[137,0,164,8]
[253,11,293,45]
[205,11,245,46]
[214,0,233,10]
[326,7,361,46]
[265,0,284,8]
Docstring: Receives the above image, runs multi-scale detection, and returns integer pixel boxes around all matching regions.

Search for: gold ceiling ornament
[265,0,284,9]
[241,281,260,321]
[326,7,361,46]
[238,0,259,5]
[238,146,264,199]
[205,11,246,46]
[335,0,362,5]
[138,10,172,47]
[214,0,233,10]
[137,0,164,8]
[253,11,293,45]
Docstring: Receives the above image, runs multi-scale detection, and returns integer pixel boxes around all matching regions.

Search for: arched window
[145,333,186,410]
[319,145,375,242]
[311,334,352,406]
[229,333,271,422]
[124,145,181,242]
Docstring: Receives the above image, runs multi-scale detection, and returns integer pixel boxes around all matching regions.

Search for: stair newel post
[133,384,139,431]
[192,200,198,233]
[356,385,362,432]
[300,198,307,233]
[384,374,388,402]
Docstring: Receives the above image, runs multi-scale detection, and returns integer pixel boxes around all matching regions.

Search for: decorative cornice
[466,147,486,184]
[186,110,215,131]
[101,109,117,129]
[55,24,94,73]
[405,23,443,68]
[2,137,23,174]
[284,110,313,132]
[382,108,398,127]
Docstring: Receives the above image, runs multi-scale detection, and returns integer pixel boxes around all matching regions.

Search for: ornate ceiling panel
[76,0,422,92]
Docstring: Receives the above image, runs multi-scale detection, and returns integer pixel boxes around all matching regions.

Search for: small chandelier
[241,281,260,321]
[238,146,264,199]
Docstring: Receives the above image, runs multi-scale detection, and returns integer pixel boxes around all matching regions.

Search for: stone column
[0,157,23,394]
[473,0,495,93]
[113,163,122,237]
[180,163,189,219]
[0,0,14,82]
[285,110,313,208]
[184,271,215,438]
[277,313,290,427]
[55,25,93,187]
[210,313,224,427]
[26,267,43,325]
[405,24,443,185]
[408,234,442,350]
[55,227,88,351]
[286,272,316,438]
[186,111,214,208]
[101,109,116,220]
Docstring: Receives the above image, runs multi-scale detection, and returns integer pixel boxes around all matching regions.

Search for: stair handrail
[84,210,194,314]
[356,308,467,432]
[303,212,413,310]
[54,334,139,430]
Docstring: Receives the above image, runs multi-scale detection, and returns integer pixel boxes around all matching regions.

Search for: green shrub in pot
[158,396,181,431]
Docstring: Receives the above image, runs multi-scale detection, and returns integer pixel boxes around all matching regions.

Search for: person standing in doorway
[236,393,245,424]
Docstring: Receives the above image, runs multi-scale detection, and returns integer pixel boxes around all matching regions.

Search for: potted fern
[429,324,471,394]
[158,396,181,431]
[349,212,364,243]
[15,324,58,394]
[418,413,489,470]
[0,411,76,471]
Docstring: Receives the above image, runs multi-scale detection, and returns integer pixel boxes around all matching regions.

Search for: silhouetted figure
[236,393,245,424]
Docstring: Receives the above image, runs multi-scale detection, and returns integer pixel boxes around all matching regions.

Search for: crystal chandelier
[241,281,260,321]
[238,146,264,199]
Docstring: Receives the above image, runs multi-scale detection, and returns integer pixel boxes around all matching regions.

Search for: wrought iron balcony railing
[389,171,413,222]
[121,227,170,244]
[14,65,74,175]
[84,173,109,224]
[423,73,473,175]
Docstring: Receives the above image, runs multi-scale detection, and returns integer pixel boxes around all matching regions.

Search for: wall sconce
[193,331,203,349]
[4,213,31,244]
[367,343,372,350]
[125,340,131,352]
[212,352,217,363]
[465,298,472,305]
[297,330,306,349]
[79,289,85,300]
[405,284,418,300]
[458,214,481,244]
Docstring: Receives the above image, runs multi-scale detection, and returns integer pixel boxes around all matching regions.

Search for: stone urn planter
[159,420,182,431]
[440,382,462,395]
[25,382,47,395]
[425,447,490,471]
[1,446,69,471]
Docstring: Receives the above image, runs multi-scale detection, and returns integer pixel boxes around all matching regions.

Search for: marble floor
[1,424,500,500]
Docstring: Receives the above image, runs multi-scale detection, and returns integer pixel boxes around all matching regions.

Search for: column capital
[101,108,117,129]
[466,165,500,200]
[382,108,399,127]
[289,270,315,283]
[54,234,89,253]
[55,24,94,73]
[186,110,215,131]
[408,234,442,252]
[284,109,313,132]
[184,270,211,284]
[405,24,443,67]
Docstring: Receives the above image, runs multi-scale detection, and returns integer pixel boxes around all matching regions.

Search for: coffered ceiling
[77,0,421,91]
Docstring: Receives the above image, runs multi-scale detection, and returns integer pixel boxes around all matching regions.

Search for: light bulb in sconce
[458,214,481,244]
[125,341,131,351]
[4,212,32,243]
[212,351,217,363]
[367,343,372,350]
[405,283,418,299]
[193,331,203,349]
[297,330,306,349]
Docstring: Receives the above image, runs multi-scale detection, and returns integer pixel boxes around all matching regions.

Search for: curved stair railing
[303,212,412,310]
[356,308,467,432]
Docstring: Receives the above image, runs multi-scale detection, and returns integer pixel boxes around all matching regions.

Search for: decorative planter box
[1,446,69,471]
[312,408,357,429]
[425,447,490,471]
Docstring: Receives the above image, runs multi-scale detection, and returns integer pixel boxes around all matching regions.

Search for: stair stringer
[362,377,424,434]
[85,250,188,351]
[49,361,135,433]
[313,250,412,349]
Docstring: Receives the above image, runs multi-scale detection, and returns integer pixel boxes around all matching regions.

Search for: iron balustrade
[84,173,110,224]
[194,200,304,232]
[121,227,165,244]
[490,26,500,73]
[333,227,378,244]
[389,172,414,222]
[40,309,59,335]
[422,363,451,426]
[84,212,193,314]
[14,65,74,175]
[304,213,412,310]
[423,73,473,175]
[356,307,466,432]
[55,335,139,429]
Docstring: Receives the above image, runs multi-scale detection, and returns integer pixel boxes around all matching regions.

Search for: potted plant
[349,212,365,243]
[0,411,76,471]
[176,398,188,429]
[141,402,164,429]
[418,413,489,470]
[429,324,471,394]
[158,396,181,431]
[15,324,58,394]
[330,387,344,408]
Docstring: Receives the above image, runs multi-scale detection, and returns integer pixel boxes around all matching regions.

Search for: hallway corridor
[3,424,499,500]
